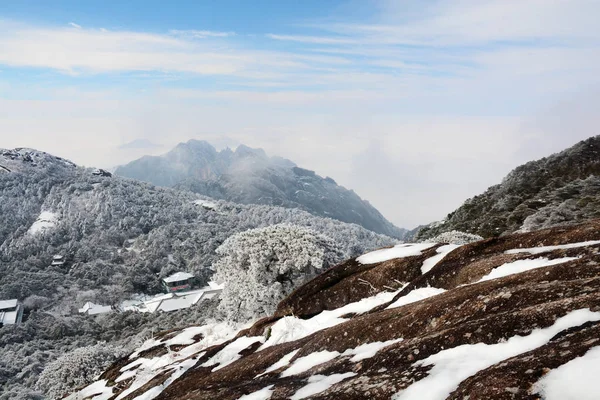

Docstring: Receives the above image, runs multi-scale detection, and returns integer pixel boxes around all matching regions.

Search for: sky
[1,0,599,228]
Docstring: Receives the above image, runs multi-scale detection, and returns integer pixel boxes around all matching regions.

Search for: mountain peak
[233,144,268,159]
[115,141,406,237]
[174,139,217,155]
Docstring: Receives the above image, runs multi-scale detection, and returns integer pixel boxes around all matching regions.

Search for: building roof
[78,302,112,315]
[0,311,19,324]
[139,287,222,313]
[0,299,18,310]
[0,300,22,325]
[162,272,195,283]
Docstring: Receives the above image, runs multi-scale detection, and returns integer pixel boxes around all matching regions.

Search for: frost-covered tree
[426,230,483,245]
[35,343,124,399]
[214,224,343,321]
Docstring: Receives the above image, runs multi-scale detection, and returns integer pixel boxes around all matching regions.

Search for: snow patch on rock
[202,336,264,371]
[261,289,400,350]
[533,346,600,400]
[505,240,600,255]
[291,372,357,400]
[421,244,461,274]
[386,287,446,310]
[477,257,579,283]
[239,385,274,400]
[392,308,600,400]
[342,338,404,362]
[357,243,436,265]
[281,350,340,377]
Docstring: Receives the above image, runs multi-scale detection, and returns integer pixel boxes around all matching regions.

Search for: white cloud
[0,21,348,76]
[169,29,235,38]
[266,34,357,45]
[68,22,82,29]
[321,0,600,46]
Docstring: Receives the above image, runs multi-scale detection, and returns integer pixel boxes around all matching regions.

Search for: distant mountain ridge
[417,135,600,240]
[115,140,406,238]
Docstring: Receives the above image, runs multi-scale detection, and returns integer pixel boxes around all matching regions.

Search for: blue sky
[0,0,599,227]
[2,0,363,33]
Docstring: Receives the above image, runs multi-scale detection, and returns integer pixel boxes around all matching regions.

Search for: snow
[64,380,113,400]
[281,350,340,377]
[115,369,137,383]
[290,373,357,400]
[208,281,225,290]
[421,244,461,274]
[194,200,217,209]
[260,289,400,350]
[257,349,300,377]
[386,287,446,310]
[162,272,194,283]
[238,385,274,400]
[477,257,579,282]
[79,302,112,315]
[505,240,600,255]
[129,356,199,400]
[533,346,600,400]
[202,336,264,371]
[130,321,236,359]
[113,352,201,400]
[392,308,600,400]
[165,325,212,346]
[28,211,57,235]
[357,243,436,265]
[341,339,404,362]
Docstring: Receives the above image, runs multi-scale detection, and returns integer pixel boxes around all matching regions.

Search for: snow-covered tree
[427,230,483,245]
[35,343,124,400]
[213,224,343,321]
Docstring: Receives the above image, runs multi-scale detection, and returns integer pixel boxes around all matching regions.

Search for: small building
[121,281,223,314]
[78,302,112,315]
[162,272,195,293]
[92,168,112,177]
[51,255,65,267]
[0,299,24,326]
[138,285,223,313]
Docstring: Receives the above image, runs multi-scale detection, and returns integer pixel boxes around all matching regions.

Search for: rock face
[69,219,600,400]
[417,135,600,240]
[115,140,406,238]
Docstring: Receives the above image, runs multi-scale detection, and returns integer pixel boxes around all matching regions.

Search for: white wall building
[124,282,223,314]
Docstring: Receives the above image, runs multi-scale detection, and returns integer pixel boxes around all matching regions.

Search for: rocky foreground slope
[417,135,600,240]
[69,220,600,399]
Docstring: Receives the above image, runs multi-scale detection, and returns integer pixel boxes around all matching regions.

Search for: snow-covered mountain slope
[0,147,395,307]
[417,135,600,240]
[69,219,600,399]
[115,140,407,238]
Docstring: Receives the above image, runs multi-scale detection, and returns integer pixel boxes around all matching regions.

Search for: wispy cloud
[300,0,600,46]
[169,29,235,38]
[68,22,81,29]
[266,34,356,45]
